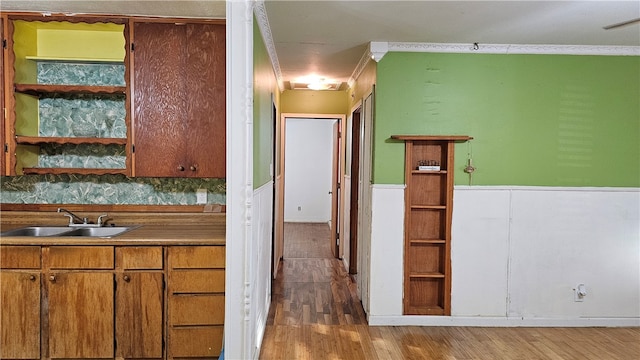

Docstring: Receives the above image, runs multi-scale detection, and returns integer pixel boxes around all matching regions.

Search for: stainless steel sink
[60,226,139,238]
[1,225,140,238]
[1,226,73,237]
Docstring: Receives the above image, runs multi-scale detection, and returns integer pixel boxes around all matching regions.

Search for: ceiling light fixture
[296,75,336,91]
[307,82,332,90]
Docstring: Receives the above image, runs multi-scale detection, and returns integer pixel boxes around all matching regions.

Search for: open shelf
[22,167,128,176]
[16,136,127,145]
[393,134,472,316]
[409,239,447,245]
[15,84,126,96]
[25,55,124,63]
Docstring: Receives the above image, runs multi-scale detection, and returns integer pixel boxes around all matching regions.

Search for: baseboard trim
[368,315,640,327]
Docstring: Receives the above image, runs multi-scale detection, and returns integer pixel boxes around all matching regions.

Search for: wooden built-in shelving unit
[391,135,472,316]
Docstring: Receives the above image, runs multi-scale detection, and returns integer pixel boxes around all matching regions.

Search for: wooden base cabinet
[115,247,164,359]
[0,244,225,359]
[167,246,226,358]
[391,135,472,315]
[0,246,41,359]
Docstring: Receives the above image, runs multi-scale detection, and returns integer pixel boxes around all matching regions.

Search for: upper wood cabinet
[2,13,226,178]
[132,21,226,178]
[3,15,131,176]
[1,15,6,175]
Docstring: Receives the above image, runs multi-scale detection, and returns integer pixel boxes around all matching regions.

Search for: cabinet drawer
[168,326,223,358]
[169,294,224,325]
[169,246,225,269]
[48,246,114,269]
[170,269,225,293]
[116,246,163,269]
[0,246,41,269]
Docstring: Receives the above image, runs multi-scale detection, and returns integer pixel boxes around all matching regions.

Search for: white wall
[368,185,640,326]
[284,118,335,222]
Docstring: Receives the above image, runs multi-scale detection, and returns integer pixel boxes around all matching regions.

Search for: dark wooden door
[132,22,225,178]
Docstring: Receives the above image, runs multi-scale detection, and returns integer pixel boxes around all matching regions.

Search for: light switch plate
[196,189,207,204]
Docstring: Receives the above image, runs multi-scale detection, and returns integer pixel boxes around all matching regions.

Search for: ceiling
[2,1,639,90]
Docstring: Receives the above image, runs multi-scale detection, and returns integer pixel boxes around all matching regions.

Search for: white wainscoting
[251,181,274,358]
[367,185,640,327]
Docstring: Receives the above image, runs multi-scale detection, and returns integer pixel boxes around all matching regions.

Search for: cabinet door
[182,23,225,178]
[0,271,41,359]
[132,22,225,178]
[1,16,5,175]
[115,272,164,359]
[47,272,114,358]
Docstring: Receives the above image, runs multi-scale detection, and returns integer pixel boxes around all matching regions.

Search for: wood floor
[259,222,640,360]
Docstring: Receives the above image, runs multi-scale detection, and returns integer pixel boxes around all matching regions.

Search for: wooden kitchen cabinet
[167,246,225,358]
[0,242,225,359]
[2,12,226,178]
[45,246,115,358]
[0,246,41,359]
[132,21,226,178]
[3,14,131,176]
[115,247,164,359]
[1,15,6,175]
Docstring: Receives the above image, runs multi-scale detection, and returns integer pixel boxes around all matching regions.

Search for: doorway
[272,113,346,278]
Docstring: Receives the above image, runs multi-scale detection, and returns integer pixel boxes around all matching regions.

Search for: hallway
[264,222,367,326]
[258,223,640,360]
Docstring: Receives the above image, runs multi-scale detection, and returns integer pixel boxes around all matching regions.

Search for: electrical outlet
[574,284,587,302]
[196,189,207,204]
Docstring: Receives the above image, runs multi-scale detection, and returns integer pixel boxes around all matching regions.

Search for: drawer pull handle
[190,165,197,171]
[29,275,36,281]
[123,275,131,282]
[49,275,56,282]
[177,165,185,171]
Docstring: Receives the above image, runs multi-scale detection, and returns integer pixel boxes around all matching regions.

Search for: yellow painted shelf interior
[11,20,125,174]
[14,20,125,63]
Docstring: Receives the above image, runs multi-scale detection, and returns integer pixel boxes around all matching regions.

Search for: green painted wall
[253,17,278,189]
[281,89,350,115]
[375,52,640,187]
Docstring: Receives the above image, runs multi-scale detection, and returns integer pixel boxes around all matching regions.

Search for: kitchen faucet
[57,208,108,227]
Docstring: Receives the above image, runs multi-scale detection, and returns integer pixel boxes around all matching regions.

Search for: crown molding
[254,1,285,92]
[387,42,640,56]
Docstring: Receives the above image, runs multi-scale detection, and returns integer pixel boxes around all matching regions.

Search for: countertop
[0,224,226,246]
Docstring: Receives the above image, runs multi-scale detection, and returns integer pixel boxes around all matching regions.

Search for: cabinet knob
[123,275,130,282]
[29,275,36,281]
[49,275,56,282]
[190,165,197,171]
[177,165,185,171]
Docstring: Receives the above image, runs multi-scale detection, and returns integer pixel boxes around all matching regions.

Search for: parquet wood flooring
[259,222,640,359]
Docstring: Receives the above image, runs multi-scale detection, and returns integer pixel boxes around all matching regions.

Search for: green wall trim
[375,52,640,187]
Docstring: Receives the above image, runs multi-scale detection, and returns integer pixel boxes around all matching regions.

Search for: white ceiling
[2,1,639,90]
[263,0,640,89]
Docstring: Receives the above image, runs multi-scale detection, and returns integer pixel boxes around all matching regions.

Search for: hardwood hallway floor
[259,223,640,360]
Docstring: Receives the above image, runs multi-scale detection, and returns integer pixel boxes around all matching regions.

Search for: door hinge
[132,144,135,153]
[2,39,6,49]
[4,143,8,153]
[162,278,166,290]
[131,43,135,51]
